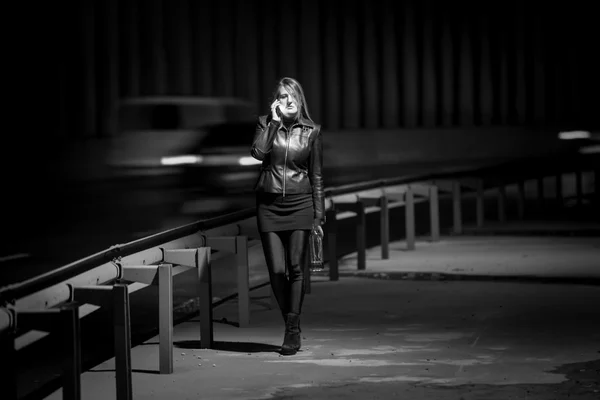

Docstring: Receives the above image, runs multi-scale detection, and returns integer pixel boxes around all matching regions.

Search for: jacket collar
[267,114,314,129]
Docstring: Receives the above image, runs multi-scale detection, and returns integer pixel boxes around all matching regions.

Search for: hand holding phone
[271,100,282,121]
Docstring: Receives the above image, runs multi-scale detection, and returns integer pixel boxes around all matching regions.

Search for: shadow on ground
[174,340,281,353]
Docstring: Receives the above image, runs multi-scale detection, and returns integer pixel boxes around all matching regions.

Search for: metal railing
[1,152,597,400]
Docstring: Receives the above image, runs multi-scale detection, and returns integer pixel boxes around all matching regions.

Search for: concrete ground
[331,235,600,283]
[44,235,600,400]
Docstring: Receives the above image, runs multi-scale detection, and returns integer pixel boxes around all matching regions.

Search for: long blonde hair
[272,77,313,123]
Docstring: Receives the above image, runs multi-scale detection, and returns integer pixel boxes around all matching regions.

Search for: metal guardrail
[1,153,597,400]
[0,209,254,304]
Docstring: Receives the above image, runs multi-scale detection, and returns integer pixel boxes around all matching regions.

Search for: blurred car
[105,96,263,219]
[109,96,260,190]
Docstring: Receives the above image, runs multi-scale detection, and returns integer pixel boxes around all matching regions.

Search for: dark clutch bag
[309,226,324,271]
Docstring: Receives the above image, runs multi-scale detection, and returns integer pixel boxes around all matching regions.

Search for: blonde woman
[250,77,324,355]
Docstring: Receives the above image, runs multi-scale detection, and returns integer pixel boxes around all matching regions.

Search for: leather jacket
[251,114,324,223]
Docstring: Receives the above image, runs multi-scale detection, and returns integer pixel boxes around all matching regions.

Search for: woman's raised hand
[271,99,281,121]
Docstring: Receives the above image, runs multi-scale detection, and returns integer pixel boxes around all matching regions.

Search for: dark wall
[54,0,598,139]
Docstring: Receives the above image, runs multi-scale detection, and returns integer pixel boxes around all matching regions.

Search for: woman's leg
[287,229,310,315]
[280,229,309,355]
[260,231,289,320]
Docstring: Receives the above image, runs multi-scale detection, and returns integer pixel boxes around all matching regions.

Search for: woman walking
[250,77,324,355]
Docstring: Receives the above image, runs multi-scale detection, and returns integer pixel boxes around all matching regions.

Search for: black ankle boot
[280,313,301,355]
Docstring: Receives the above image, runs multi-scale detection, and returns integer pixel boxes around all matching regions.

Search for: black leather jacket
[251,114,324,223]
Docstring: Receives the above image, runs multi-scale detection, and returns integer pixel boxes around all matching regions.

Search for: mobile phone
[276,105,282,117]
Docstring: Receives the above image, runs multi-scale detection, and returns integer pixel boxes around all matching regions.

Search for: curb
[311,270,600,286]
[457,229,600,237]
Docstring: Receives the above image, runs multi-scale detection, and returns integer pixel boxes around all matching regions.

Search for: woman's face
[277,86,300,119]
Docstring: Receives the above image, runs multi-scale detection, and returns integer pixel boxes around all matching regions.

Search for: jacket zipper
[283,128,290,197]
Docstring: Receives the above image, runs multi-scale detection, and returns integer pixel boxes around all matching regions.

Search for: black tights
[260,230,309,316]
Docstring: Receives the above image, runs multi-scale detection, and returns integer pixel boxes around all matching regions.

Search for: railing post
[158,264,173,374]
[356,200,366,270]
[452,181,462,234]
[1,317,17,400]
[380,195,389,259]
[59,303,82,400]
[112,284,132,400]
[235,236,250,328]
[517,180,525,220]
[61,304,83,400]
[196,248,213,349]
[497,185,507,222]
[476,180,485,228]
[121,264,173,374]
[429,185,440,242]
[204,237,250,327]
[17,304,82,400]
[326,207,338,281]
[72,285,132,399]
[162,248,213,347]
[405,186,415,250]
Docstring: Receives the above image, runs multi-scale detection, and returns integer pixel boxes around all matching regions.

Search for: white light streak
[160,155,203,165]
[558,130,590,140]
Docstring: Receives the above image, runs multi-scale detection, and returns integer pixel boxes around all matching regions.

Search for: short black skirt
[256,192,314,232]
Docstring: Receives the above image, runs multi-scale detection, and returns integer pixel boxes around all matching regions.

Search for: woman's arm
[309,125,324,225]
[250,117,280,160]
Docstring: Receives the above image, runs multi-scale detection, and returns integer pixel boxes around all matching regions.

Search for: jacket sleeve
[309,125,325,224]
[250,116,279,160]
